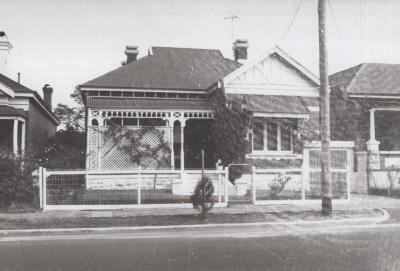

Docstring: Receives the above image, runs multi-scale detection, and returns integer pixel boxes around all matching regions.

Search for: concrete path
[1,194,399,221]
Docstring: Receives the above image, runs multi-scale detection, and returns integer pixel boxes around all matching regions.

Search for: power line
[327,0,345,49]
[280,0,304,43]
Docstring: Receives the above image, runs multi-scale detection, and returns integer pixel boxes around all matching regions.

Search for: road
[1,222,400,271]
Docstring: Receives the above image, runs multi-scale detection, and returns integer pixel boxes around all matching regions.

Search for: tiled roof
[329,63,400,95]
[81,47,241,91]
[87,97,214,110]
[0,73,34,93]
[243,95,309,114]
[0,73,58,123]
[0,105,28,118]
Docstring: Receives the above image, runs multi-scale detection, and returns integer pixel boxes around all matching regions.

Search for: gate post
[224,167,229,204]
[346,147,353,200]
[38,167,43,209]
[251,166,256,204]
[42,168,47,210]
[302,148,309,200]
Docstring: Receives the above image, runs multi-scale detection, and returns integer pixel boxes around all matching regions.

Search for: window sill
[246,153,302,160]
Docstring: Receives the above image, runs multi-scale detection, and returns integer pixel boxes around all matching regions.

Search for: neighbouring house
[79,40,321,172]
[330,63,400,193]
[0,33,59,155]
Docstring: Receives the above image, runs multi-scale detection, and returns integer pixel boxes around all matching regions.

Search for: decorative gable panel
[223,47,319,97]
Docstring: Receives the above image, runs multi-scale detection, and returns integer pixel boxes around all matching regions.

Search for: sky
[1,0,400,107]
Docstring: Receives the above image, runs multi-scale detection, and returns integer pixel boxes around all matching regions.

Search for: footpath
[0,194,398,237]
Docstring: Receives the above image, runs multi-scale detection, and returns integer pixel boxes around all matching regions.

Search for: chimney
[125,46,139,64]
[0,31,12,75]
[42,84,53,110]
[233,39,249,63]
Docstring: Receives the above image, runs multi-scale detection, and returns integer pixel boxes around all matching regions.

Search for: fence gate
[303,141,354,200]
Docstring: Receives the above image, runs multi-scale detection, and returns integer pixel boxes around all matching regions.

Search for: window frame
[250,120,294,154]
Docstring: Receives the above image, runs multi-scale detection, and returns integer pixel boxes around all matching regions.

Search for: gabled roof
[329,63,400,96]
[81,47,241,91]
[223,46,319,87]
[0,73,59,124]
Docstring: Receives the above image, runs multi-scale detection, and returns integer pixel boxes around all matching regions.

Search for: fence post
[42,168,47,210]
[302,148,309,200]
[346,148,353,200]
[218,173,222,203]
[252,166,256,204]
[138,166,142,205]
[224,167,229,204]
[38,167,43,209]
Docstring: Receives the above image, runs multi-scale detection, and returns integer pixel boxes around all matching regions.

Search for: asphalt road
[1,224,400,271]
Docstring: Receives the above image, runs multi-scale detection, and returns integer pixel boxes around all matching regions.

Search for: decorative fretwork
[88,109,214,128]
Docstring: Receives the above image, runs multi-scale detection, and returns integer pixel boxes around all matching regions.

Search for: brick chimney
[125,46,139,64]
[42,84,53,110]
[0,31,12,75]
[233,39,249,63]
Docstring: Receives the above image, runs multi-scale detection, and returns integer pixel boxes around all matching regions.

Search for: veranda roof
[87,97,214,110]
[0,105,28,118]
[228,94,310,118]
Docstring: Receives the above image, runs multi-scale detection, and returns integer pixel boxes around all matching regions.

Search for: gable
[223,47,319,97]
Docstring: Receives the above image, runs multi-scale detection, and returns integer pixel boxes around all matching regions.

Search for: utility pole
[224,15,238,42]
[318,0,332,216]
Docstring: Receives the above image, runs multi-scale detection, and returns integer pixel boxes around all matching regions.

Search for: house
[78,40,320,172]
[330,63,400,193]
[0,33,59,155]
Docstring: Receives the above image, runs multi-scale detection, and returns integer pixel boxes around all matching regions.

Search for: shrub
[268,174,291,199]
[0,151,37,209]
[190,176,215,220]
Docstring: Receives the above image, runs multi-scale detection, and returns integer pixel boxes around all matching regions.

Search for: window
[253,122,264,151]
[252,121,293,153]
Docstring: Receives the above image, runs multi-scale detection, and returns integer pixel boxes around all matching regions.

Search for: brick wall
[26,100,57,153]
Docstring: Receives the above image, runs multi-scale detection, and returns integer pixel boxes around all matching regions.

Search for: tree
[53,103,85,131]
[190,176,215,220]
[210,92,251,166]
[0,150,37,209]
[40,129,86,169]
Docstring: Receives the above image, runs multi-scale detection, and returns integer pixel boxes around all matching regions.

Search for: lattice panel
[87,126,172,170]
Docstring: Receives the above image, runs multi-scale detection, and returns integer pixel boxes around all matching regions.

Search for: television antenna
[224,15,238,41]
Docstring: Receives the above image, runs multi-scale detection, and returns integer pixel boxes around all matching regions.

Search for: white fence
[38,164,352,211]
[38,168,229,210]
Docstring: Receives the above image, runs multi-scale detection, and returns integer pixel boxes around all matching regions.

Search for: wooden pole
[318,0,332,216]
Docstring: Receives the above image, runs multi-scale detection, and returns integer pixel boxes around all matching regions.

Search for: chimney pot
[233,39,249,62]
[125,46,139,64]
[42,84,53,111]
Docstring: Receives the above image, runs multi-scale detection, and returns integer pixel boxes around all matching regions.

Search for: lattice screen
[87,126,172,170]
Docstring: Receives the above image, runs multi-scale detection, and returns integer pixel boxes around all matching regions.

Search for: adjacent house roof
[0,73,59,124]
[87,97,213,110]
[80,47,241,91]
[329,63,400,96]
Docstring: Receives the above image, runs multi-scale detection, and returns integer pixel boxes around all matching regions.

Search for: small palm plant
[190,176,215,220]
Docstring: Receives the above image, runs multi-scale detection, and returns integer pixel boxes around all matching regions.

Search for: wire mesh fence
[42,169,228,209]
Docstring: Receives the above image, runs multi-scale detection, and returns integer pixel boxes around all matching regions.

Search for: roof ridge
[151,46,221,52]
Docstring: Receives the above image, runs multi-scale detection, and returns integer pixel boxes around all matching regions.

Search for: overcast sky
[1,0,400,106]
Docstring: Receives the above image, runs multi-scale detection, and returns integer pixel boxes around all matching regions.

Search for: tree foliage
[0,150,37,208]
[190,176,215,220]
[102,124,171,169]
[53,103,85,131]
[210,93,251,166]
[40,129,86,169]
